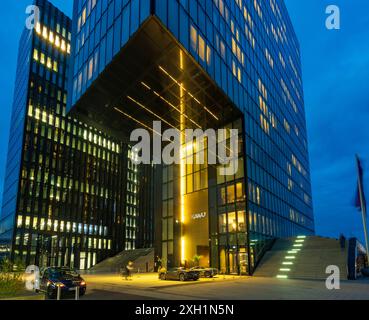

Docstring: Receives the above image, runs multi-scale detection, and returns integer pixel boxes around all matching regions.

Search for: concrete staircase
[253,236,348,280]
[88,248,155,274]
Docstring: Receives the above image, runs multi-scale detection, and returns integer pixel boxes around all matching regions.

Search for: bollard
[75,286,80,300]
[57,285,61,300]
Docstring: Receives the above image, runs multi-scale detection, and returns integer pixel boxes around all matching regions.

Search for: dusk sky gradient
[0,1,368,242]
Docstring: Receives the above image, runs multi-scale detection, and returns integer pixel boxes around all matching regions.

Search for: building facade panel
[68,0,151,108]
[0,28,33,241]
[0,0,145,269]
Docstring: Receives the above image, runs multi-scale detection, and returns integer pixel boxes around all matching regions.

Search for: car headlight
[47,281,65,288]
[80,281,86,286]
[55,282,65,288]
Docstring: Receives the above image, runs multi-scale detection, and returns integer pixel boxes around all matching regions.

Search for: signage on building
[192,212,207,220]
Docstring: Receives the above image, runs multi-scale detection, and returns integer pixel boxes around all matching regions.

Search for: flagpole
[356,155,369,262]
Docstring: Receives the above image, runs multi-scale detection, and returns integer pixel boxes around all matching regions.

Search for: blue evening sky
[0,1,368,242]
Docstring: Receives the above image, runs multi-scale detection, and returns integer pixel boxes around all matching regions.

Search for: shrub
[0,259,25,298]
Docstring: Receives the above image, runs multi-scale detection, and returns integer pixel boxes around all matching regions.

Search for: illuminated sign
[192,212,207,220]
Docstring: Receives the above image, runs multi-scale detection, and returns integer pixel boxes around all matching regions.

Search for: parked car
[190,266,218,278]
[159,267,200,281]
[37,267,86,299]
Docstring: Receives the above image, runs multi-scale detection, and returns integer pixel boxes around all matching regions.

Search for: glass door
[219,248,227,274]
[239,247,248,274]
[228,250,238,274]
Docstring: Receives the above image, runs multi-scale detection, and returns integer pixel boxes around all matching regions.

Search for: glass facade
[0,27,32,243]
[69,0,151,107]
[154,0,313,228]
[68,0,314,274]
[0,0,148,269]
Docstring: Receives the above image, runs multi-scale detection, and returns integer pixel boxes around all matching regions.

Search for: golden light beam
[127,96,176,129]
[140,81,202,129]
[159,65,219,121]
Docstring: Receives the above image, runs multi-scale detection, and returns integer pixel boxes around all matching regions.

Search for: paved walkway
[81,273,369,300]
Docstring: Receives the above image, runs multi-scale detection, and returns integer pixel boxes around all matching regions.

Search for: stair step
[89,248,155,273]
[254,236,349,280]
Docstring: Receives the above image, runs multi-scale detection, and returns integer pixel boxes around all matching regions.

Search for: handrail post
[57,285,61,300]
[75,286,80,300]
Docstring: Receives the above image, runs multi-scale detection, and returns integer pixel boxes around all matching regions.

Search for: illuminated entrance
[220,247,248,275]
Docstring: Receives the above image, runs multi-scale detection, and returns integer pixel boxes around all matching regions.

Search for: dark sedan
[159,267,200,281]
[190,266,218,278]
[37,267,86,299]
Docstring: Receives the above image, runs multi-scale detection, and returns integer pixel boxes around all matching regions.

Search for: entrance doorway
[220,247,246,275]
[228,249,238,274]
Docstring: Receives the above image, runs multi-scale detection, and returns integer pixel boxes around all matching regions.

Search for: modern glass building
[0,0,152,269]
[68,0,312,275]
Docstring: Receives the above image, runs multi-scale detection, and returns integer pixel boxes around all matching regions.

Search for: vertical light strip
[180,85,185,224]
[181,237,185,263]
[180,50,184,70]
[180,50,186,264]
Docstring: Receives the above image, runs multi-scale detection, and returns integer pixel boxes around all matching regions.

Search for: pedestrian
[121,264,128,280]
[126,261,134,280]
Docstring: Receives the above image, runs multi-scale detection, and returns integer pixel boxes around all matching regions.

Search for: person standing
[122,264,129,280]
[126,261,134,280]
[157,256,162,271]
